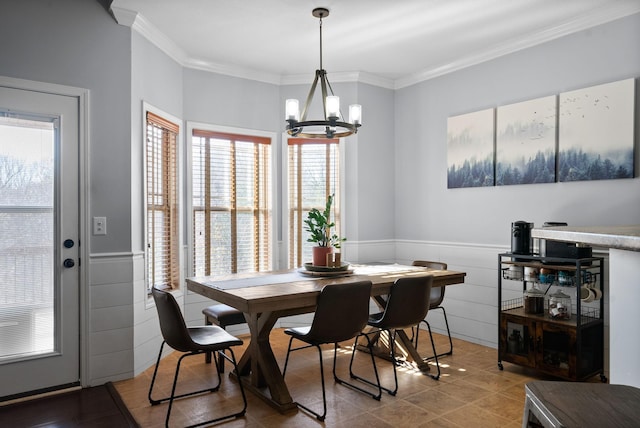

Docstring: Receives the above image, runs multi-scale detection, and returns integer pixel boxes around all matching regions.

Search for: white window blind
[146,112,180,291]
[191,130,271,276]
[287,138,341,268]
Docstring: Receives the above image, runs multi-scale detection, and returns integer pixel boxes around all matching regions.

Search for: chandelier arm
[319,70,330,121]
[300,71,321,122]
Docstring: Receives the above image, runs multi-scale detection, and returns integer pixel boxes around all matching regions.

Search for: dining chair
[350,275,440,396]
[282,280,382,421]
[202,303,246,373]
[149,287,248,428]
[412,260,454,359]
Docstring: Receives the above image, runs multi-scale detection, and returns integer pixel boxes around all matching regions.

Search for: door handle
[63,258,75,268]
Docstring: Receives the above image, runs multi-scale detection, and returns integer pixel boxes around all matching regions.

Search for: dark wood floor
[0,382,139,427]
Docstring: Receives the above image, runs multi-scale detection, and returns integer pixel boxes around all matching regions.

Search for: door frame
[0,75,90,388]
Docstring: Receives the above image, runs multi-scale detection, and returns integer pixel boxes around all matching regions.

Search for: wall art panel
[447,108,495,188]
[496,96,557,186]
[558,78,635,182]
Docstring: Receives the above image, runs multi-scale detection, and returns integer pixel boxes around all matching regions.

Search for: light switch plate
[93,216,107,235]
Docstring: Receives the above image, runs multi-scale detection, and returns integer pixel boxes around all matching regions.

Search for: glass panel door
[0,83,80,399]
[0,116,55,361]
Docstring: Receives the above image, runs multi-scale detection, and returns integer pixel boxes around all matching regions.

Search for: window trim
[186,122,278,277]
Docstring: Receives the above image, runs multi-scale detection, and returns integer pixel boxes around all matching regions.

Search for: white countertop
[531,225,640,252]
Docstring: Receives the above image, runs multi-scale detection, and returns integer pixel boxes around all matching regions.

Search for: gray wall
[395,13,640,246]
[0,0,133,254]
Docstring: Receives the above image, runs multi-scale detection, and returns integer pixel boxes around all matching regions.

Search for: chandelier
[285,8,362,139]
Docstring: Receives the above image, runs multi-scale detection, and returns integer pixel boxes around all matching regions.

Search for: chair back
[375,276,433,330]
[304,280,372,344]
[152,287,195,352]
[413,260,447,307]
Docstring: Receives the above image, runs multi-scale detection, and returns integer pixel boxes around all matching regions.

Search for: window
[145,111,180,291]
[191,130,271,276]
[287,138,341,268]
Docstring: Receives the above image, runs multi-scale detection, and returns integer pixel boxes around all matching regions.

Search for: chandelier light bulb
[285,99,300,121]
[349,104,362,125]
[326,96,340,119]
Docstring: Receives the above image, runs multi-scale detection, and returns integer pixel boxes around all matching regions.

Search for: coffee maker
[511,221,533,255]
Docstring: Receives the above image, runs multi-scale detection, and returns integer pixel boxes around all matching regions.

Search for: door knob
[63,258,75,268]
[64,239,75,248]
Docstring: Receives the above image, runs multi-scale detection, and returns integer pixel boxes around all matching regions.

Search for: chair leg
[149,349,222,406]
[282,336,296,377]
[283,336,327,421]
[148,343,247,428]
[204,317,212,364]
[216,349,226,374]
[148,340,167,406]
[335,338,382,400]
[416,306,453,359]
[422,321,441,380]
[439,306,454,356]
[203,316,228,373]
[387,330,399,396]
[349,331,396,396]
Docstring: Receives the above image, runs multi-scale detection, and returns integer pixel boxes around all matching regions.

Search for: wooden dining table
[186,263,466,413]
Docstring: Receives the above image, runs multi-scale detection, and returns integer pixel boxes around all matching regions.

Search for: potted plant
[304,194,345,266]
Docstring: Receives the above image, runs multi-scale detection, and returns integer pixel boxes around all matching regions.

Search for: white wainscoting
[88,252,137,384]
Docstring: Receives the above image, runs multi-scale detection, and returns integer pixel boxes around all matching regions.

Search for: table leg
[234,311,297,413]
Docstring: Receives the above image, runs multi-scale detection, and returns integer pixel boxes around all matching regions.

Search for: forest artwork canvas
[558,78,635,182]
[496,95,556,185]
[447,108,494,188]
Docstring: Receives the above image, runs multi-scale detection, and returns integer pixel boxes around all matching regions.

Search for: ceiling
[109,0,640,88]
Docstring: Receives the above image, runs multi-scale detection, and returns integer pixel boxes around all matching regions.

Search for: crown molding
[395,3,640,89]
[111,6,283,85]
[111,6,188,65]
[280,71,394,90]
[109,6,137,27]
[111,4,640,91]
[183,58,282,85]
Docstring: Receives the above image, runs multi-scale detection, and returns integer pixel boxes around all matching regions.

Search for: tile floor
[114,329,582,427]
